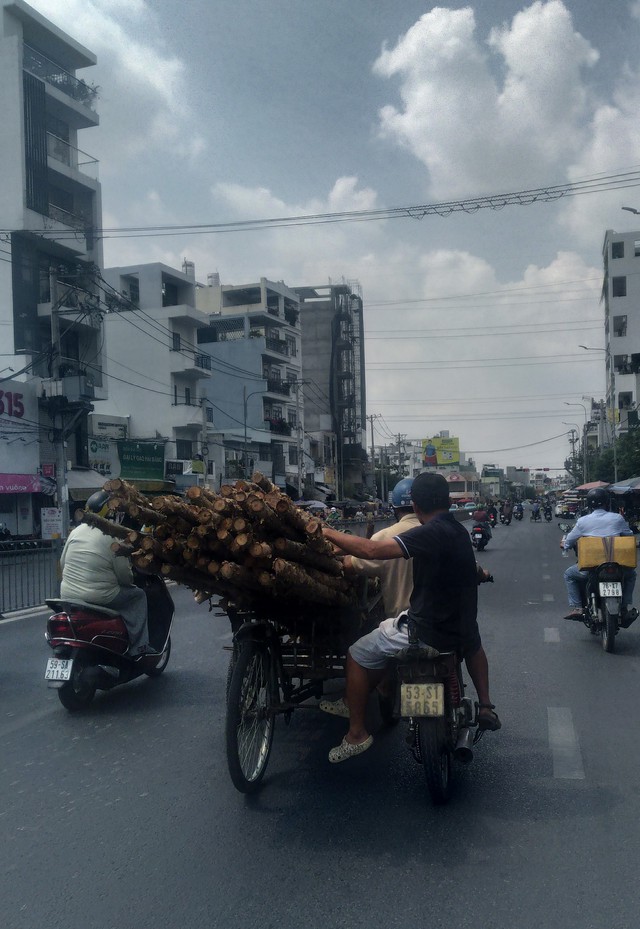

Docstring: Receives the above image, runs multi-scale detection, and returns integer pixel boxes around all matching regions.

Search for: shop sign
[0,473,41,493]
[117,441,164,480]
[41,507,63,539]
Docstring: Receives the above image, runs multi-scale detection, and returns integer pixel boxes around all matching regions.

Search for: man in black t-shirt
[322,472,499,764]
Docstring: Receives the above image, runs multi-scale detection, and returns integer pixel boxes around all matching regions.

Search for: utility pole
[395,433,407,477]
[366,413,379,495]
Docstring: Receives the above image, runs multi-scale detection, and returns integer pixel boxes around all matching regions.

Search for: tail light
[46,612,75,640]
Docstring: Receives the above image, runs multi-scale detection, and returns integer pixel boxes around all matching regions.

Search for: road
[2,517,640,929]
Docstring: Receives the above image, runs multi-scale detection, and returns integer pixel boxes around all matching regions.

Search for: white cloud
[373,1,599,197]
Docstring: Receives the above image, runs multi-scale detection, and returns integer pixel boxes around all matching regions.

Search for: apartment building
[0,0,105,535]
[196,277,305,494]
[100,263,215,491]
[602,228,640,435]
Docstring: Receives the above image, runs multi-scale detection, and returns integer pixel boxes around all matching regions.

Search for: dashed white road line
[547,706,585,779]
[543,593,555,602]
[542,574,551,580]
[544,627,560,643]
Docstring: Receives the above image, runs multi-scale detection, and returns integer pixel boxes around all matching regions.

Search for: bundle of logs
[83,473,361,616]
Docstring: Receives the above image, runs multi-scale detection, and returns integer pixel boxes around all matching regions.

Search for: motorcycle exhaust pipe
[454,727,474,764]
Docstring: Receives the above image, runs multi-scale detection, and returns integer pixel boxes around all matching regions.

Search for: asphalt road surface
[2,517,640,929]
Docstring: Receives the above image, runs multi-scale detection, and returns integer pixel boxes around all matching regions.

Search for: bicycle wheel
[225,640,275,793]
[417,717,453,805]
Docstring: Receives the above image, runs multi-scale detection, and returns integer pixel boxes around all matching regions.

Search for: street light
[564,401,588,483]
[243,386,265,479]
[579,345,618,481]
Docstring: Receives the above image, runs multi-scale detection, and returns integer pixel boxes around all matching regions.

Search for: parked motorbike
[44,573,174,710]
[470,523,491,551]
[380,585,495,804]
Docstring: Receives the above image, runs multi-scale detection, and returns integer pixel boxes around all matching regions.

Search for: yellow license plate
[400,682,444,717]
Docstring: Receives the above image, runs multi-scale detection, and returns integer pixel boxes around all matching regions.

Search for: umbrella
[575,481,610,491]
[609,476,640,494]
[298,500,328,511]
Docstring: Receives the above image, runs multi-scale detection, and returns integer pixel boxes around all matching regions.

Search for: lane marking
[543,593,555,602]
[544,627,560,643]
[542,574,551,580]
[547,707,585,779]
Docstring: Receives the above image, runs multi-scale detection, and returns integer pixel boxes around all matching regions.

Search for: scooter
[513,506,523,521]
[499,512,512,526]
[44,573,174,711]
[543,507,553,523]
[470,523,491,551]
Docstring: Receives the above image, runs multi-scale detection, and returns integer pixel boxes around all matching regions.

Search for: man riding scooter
[59,490,158,657]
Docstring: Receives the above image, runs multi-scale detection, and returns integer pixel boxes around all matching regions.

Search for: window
[289,446,298,465]
[612,241,624,259]
[176,439,192,459]
[612,276,627,297]
[185,387,191,406]
[286,335,297,357]
[619,392,633,410]
[172,332,181,351]
[288,409,297,426]
[613,315,628,338]
[635,240,640,257]
[162,281,179,307]
[206,406,213,423]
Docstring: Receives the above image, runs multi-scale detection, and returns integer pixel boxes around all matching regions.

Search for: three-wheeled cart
[224,585,382,793]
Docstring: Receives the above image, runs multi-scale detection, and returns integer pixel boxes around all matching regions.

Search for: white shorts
[348,615,417,670]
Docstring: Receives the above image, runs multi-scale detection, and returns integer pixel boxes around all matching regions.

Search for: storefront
[0,380,46,537]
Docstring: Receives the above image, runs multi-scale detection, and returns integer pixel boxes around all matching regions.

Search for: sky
[27,0,640,474]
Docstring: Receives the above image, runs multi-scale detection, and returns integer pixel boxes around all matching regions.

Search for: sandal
[328,735,373,763]
[319,697,350,719]
[476,702,501,732]
[564,609,584,620]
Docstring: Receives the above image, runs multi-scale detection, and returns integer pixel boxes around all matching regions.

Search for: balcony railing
[264,418,292,436]
[47,133,99,180]
[266,378,290,396]
[194,353,211,370]
[265,337,289,356]
[23,45,98,111]
[48,202,90,232]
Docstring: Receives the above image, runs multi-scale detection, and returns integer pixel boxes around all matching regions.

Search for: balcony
[266,378,290,397]
[170,350,213,379]
[47,133,99,181]
[264,417,292,436]
[23,45,98,113]
[264,337,289,357]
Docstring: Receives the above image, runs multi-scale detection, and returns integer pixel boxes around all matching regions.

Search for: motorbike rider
[561,487,637,623]
[513,501,524,518]
[59,490,157,657]
[472,503,492,538]
[531,500,541,521]
[322,472,500,763]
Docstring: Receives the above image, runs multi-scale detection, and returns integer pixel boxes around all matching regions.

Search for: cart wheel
[225,640,275,793]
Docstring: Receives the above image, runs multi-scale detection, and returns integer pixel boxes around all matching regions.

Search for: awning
[66,469,106,502]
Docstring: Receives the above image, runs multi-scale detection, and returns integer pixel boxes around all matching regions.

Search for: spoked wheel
[145,636,171,677]
[57,655,96,711]
[600,605,617,653]
[226,641,275,793]
[417,717,453,805]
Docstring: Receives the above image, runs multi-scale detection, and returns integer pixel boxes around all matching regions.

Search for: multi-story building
[100,263,215,491]
[602,229,640,436]
[0,0,105,535]
[294,283,367,500]
[196,277,305,494]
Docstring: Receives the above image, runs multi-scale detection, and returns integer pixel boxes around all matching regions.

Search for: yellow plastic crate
[577,535,637,570]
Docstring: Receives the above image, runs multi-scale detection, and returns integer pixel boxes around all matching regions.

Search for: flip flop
[563,609,584,620]
[319,697,350,718]
[328,735,373,763]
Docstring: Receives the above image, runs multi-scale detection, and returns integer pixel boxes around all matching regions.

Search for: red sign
[0,474,41,493]
[41,463,56,478]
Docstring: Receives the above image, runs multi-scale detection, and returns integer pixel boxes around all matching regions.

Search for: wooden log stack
[84,474,360,614]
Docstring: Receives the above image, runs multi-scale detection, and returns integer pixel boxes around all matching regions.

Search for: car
[449,504,460,511]
[464,502,477,511]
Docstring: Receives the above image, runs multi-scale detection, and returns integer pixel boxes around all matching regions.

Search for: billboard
[422,436,460,467]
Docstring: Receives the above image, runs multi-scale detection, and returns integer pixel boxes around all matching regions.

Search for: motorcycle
[530,508,542,522]
[381,586,495,804]
[487,511,497,529]
[470,523,491,551]
[44,573,174,710]
[513,507,523,521]
[562,533,638,653]
[543,507,553,523]
[499,512,512,525]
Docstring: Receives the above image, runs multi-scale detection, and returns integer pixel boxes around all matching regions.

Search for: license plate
[400,682,444,717]
[473,533,483,540]
[599,581,622,597]
[45,658,73,681]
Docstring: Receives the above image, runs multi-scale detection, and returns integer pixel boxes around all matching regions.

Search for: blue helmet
[391,478,413,508]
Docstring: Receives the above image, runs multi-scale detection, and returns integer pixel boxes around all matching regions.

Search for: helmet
[586,487,609,511]
[85,489,111,519]
[391,478,414,509]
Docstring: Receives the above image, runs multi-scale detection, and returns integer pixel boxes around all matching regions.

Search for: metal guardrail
[0,541,61,616]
